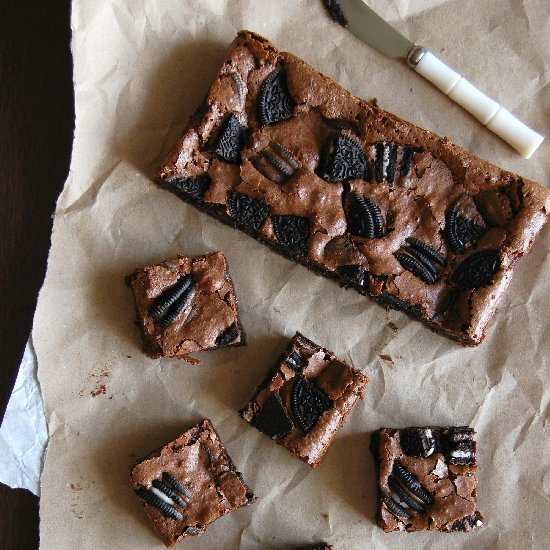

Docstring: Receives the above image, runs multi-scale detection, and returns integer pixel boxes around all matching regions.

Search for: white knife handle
[409,49,544,159]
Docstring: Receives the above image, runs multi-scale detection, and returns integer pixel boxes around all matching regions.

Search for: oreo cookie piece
[290,376,333,433]
[272,214,309,255]
[162,472,193,501]
[318,133,369,182]
[170,175,211,201]
[136,487,183,521]
[446,211,487,253]
[257,71,294,126]
[388,476,426,514]
[152,479,186,507]
[452,511,484,531]
[252,141,299,184]
[392,462,434,505]
[443,427,476,464]
[227,190,270,231]
[395,238,445,284]
[346,194,384,238]
[399,428,436,458]
[382,494,411,521]
[149,274,194,319]
[157,285,196,329]
[285,351,307,372]
[215,323,240,347]
[253,393,295,439]
[451,249,500,289]
[337,264,367,288]
[211,113,244,164]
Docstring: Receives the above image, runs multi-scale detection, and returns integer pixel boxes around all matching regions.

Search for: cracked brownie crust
[154,30,550,345]
[370,427,483,533]
[127,251,245,361]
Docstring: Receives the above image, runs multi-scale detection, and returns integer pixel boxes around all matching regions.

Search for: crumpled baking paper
[31,0,549,548]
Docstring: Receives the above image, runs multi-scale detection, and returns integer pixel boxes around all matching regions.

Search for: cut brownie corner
[370,426,483,533]
[127,251,246,362]
[130,418,256,548]
[240,332,368,468]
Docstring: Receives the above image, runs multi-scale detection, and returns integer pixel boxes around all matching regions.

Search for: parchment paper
[33,1,550,548]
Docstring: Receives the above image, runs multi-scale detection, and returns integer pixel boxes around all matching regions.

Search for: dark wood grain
[0,1,74,548]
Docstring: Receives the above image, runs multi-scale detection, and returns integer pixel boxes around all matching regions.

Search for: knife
[328,0,544,159]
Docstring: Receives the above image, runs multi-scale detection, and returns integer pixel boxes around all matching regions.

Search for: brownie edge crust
[154,30,550,345]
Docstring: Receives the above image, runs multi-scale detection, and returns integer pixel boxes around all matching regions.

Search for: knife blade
[330,0,544,159]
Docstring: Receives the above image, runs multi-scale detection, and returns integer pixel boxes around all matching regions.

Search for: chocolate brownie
[130,418,256,547]
[127,251,245,362]
[370,426,483,533]
[240,332,368,467]
[154,30,550,345]
[294,544,333,550]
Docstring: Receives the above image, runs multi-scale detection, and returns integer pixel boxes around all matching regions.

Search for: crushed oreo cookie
[253,392,295,439]
[286,351,307,372]
[272,214,309,255]
[451,248,500,288]
[337,264,367,287]
[452,511,484,531]
[400,428,436,458]
[170,175,211,201]
[318,132,369,182]
[346,194,384,238]
[443,427,476,464]
[227,190,270,231]
[257,71,294,126]
[290,376,333,433]
[211,113,244,164]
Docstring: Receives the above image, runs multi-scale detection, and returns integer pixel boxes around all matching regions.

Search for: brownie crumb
[322,0,348,27]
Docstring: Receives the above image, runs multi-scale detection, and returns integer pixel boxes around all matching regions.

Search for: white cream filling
[382,145,390,178]
[151,486,175,505]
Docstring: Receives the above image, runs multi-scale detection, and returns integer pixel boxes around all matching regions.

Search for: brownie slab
[130,418,256,547]
[240,332,368,467]
[370,426,483,533]
[154,30,550,345]
[127,251,245,361]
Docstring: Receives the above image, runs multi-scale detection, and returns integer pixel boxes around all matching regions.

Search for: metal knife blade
[337,0,413,59]
[326,0,544,158]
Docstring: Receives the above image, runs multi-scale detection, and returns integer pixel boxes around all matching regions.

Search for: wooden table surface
[0,2,74,548]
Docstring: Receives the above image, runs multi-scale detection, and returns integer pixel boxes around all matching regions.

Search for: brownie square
[130,418,256,547]
[370,426,484,533]
[127,251,245,361]
[240,332,368,467]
